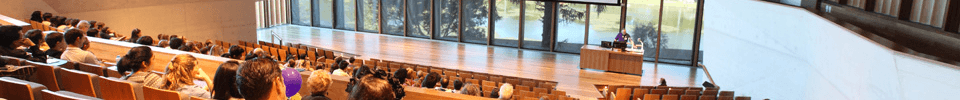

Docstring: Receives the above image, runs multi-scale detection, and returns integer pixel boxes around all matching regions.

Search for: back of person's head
[392,68,408,83]
[117,46,153,74]
[130,28,141,38]
[42,13,53,21]
[98,31,111,39]
[157,40,169,47]
[225,45,244,59]
[0,25,24,47]
[76,20,90,31]
[440,76,449,88]
[178,42,195,52]
[348,75,395,100]
[459,83,481,96]
[499,83,514,100]
[45,31,64,49]
[169,37,183,49]
[162,54,198,90]
[86,28,99,37]
[63,29,84,45]
[213,60,242,100]
[96,23,105,30]
[420,72,440,88]
[453,79,464,90]
[31,11,43,22]
[24,29,44,47]
[68,19,79,27]
[136,36,154,46]
[489,87,500,98]
[236,58,283,100]
[307,70,332,94]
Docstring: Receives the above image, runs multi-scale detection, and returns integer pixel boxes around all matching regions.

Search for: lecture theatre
[1,0,959,100]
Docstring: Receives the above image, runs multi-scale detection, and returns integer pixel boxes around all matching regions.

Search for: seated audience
[499,83,514,100]
[169,37,184,49]
[98,31,112,39]
[212,60,243,100]
[221,45,245,59]
[489,87,500,98]
[41,13,52,26]
[76,20,90,33]
[23,29,47,62]
[0,26,37,61]
[453,79,464,91]
[119,46,165,88]
[44,31,65,58]
[178,42,197,52]
[126,29,141,43]
[61,28,101,65]
[421,72,441,88]
[162,54,213,98]
[348,75,396,100]
[236,58,286,100]
[459,83,482,96]
[136,36,154,46]
[86,28,99,37]
[302,70,332,100]
[157,40,169,48]
[30,11,43,22]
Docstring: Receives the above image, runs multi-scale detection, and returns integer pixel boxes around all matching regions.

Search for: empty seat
[632,88,650,100]
[519,90,536,99]
[521,79,538,88]
[668,89,684,94]
[719,91,735,97]
[680,95,698,100]
[29,62,61,91]
[143,86,187,100]
[41,90,101,100]
[105,66,125,78]
[324,51,334,59]
[684,89,701,95]
[473,74,488,81]
[466,79,480,86]
[0,77,47,100]
[481,80,497,87]
[488,75,504,83]
[517,85,531,91]
[98,76,144,100]
[702,90,719,96]
[718,96,735,100]
[77,63,105,76]
[57,69,100,97]
[60,61,77,69]
[540,82,557,90]
[734,96,751,100]
[643,94,661,100]
[699,95,717,100]
[505,78,520,86]
[537,93,552,100]
[662,94,680,100]
[651,89,668,94]
[614,88,632,100]
[534,87,549,95]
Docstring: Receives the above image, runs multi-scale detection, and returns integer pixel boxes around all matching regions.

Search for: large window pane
[381,0,403,35]
[292,0,311,25]
[406,0,431,38]
[313,0,333,28]
[462,0,489,44]
[587,5,621,46]
[626,0,698,63]
[359,0,379,32]
[554,3,587,53]
[336,0,357,30]
[492,0,520,47]
[434,0,459,41]
[522,1,553,51]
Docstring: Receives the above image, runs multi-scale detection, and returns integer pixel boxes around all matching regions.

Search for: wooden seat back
[41,90,102,100]
[57,69,100,97]
[680,95,698,100]
[29,62,61,91]
[143,86,186,100]
[643,94,661,100]
[77,63,105,76]
[614,88,632,100]
[633,88,649,100]
[98,76,144,100]
[0,77,46,100]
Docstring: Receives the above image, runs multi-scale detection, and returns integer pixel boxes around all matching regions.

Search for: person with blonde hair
[301,70,333,100]
[499,83,515,100]
[162,54,213,98]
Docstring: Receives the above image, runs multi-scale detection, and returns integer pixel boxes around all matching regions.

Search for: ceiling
[42,0,226,14]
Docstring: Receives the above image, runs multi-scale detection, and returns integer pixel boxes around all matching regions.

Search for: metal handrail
[699,63,716,87]
[270,30,283,45]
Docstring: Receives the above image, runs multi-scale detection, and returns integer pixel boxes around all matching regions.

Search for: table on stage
[579,45,644,75]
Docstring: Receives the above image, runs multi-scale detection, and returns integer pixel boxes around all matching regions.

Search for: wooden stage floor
[257,25,707,99]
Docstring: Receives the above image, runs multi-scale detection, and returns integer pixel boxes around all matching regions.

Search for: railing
[270,30,283,46]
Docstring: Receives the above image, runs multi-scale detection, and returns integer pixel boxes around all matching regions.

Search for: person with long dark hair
[23,29,47,62]
[118,46,165,88]
[212,60,243,100]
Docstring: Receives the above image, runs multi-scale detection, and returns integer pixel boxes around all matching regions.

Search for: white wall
[54,0,258,44]
[0,0,58,20]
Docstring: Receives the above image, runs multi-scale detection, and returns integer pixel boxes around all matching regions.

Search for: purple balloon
[282,68,302,97]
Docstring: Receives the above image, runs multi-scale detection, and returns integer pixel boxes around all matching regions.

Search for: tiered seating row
[597,85,753,100]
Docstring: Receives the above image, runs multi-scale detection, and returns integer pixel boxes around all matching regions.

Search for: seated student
[61,28,101,65]
[157,40,169,48]
[126,29,141,43]
[348,75,396,100]
[169,37,184,50]
[236,58,286,100]
[86,28,99,38]
[452,79,464,91]
[136,36,154,46]
[161,54,213,98]
[45,31,65,58]
[499,83,514,100]
[459,83,482,96]
[212,60,243,100]
[203,44,224,56]
[302,70,333,100]
[119,46,165,88]
[23,29,47,62]
[178,42,198,53]
[98,31,112,39]
[244,48,268,60]
[221,45,244,59]
[0,26,38,61]
[30,11,43,22]
[421,72,441,88]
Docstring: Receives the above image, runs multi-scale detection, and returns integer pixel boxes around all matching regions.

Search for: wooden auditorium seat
[28,62,61,91]
[662,94,680,100]
[719,91,735,97]
[551,90,566,96]
[77,62,105,76]
[60,61,78,69]
[105,66,125,78]
[702,90,719,96]
[57,69,100,98]
[488,75,504,83]
[680,95,698,100]
[504,78,520,86]
[684,89,701,95]
[651,89,668,94]
[699,95,717,100]
[41,89,101,100]
[633,88,649,100]
[668,89,684,94]
[0,77,47,100]
[734,96,751,100]
[521,79,538,88]
[614,88,632,100]
[2,56,22,66]
[143,86,188,100]
[98,76,144,100]
[718,96,735,100]
[643,94,661,100]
